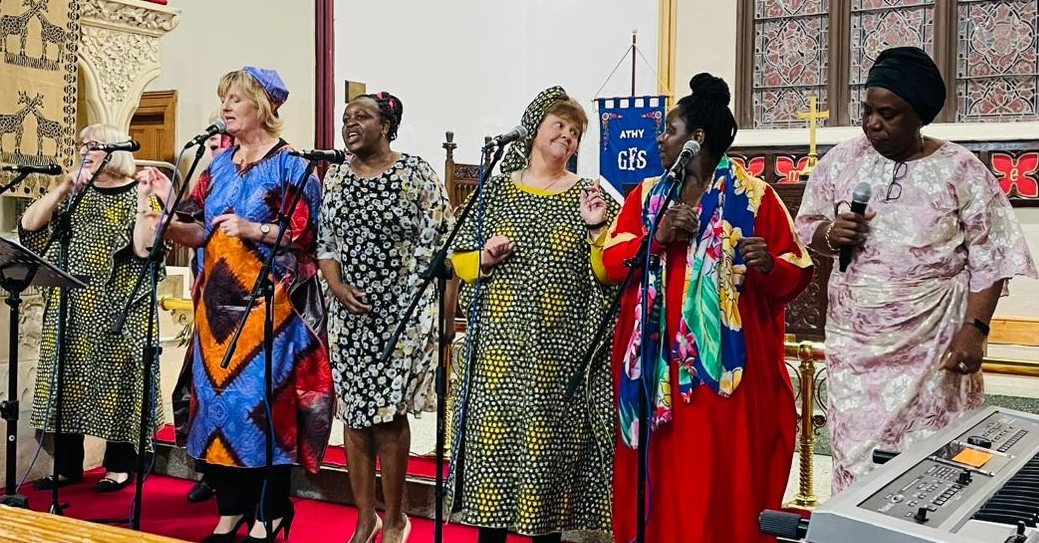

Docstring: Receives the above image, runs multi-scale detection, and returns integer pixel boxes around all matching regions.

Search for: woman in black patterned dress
[318,92,453,543]
[21,123,164,493]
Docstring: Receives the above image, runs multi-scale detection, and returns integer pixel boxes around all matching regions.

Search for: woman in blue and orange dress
[164,66,334,543]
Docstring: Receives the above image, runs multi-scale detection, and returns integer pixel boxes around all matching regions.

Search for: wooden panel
[730,139,1039,207]
[775,184,829,340]
[345,81,366,102]
[989,317,1039,347]
[130,90,185,266]
[130,90,177,166]
[0,505,191,543]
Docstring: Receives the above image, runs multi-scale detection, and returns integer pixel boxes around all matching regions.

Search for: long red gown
[604,173,813,543]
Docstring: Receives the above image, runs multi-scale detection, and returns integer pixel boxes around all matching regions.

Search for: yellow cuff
[453,250,494,283]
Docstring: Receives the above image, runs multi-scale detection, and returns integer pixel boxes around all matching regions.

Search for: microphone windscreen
[852,181,872,204]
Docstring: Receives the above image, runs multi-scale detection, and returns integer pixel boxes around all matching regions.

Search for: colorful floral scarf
[618,156,759,448]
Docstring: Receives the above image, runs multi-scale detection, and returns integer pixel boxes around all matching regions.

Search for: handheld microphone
[839,181,872,273]
[666,140,701,180]
[184,119,226,149]
[289,148,348,163]
[485,125,529,148]
[89,140,141,153]
[1,163,62,175]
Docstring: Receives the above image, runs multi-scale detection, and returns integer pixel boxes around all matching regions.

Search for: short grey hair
[79,124,136,178]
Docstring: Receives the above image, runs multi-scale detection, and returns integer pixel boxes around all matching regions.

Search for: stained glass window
[752,0,831,129]
[849,0,936,122]
[743,0,1039,126]
[957,0,1039,122]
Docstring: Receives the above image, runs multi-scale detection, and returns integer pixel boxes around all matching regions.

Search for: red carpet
[155,425,444,479]
[18,468,534,542]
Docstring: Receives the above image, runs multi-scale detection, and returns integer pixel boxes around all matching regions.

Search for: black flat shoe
[94,474,134,493]
[31,475,83,491]
[187,479,215,503]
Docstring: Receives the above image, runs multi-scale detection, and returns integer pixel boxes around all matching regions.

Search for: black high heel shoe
[243,502,295,542]
[200,512,254,543]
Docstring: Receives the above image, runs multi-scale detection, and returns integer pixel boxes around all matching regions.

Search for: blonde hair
[217,70,284,137]
[79,124,135,178]
[208,110,222,124]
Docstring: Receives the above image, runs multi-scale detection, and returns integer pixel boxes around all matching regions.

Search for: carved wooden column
[78,0,179,131]
[0,0,180,489]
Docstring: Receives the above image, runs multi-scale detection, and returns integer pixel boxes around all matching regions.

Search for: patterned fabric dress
[448,173,619,536]
[183,143,335,472]
[22,182,163,447]
[606,161,813,543]
[795,136,1037,493]
[318,154,453,429]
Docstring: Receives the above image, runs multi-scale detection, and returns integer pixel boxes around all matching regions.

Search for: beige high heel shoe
[362,515,382,543]
[399,515,412,543]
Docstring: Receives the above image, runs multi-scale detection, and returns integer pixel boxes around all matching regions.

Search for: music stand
[0,236,86,508]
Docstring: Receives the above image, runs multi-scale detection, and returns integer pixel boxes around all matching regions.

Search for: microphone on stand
[289,148,348,163]
[483,125,529,149]
[183,119,226,149]
[89,140,141,153]
[839,181,872,273]
[665,140,701,180]
[1,163,62,175]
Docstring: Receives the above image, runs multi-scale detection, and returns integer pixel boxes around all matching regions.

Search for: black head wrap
[865,46,946,125]
[357,91,404,141]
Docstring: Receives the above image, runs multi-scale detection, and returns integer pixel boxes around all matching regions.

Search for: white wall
[334,0,660,181]
[146,0,316,151]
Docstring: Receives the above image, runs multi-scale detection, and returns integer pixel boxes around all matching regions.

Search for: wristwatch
[259,224,271,237]
[966,317,990,336]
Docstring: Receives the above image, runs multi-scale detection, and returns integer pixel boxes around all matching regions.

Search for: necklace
[521,169,568,191]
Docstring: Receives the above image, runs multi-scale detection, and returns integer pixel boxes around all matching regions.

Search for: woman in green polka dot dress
[20,123,165,493]
[448,87,620,543]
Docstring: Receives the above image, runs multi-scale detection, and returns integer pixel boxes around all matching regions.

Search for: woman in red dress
[604,73,814,543]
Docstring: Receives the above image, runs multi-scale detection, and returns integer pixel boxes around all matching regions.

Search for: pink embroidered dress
[795,135,1037,493]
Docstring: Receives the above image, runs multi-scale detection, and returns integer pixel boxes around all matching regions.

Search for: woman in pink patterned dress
[795,46,1037,493]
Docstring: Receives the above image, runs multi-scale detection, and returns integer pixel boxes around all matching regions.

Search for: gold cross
[796,96,829,175]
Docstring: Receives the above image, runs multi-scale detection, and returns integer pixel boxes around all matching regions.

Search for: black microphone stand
[377,141,506,543]
[564,166,685,543]
[37,154,112,516]
[217,158,319,539]
[0,171,32,509]
[0,170,32,198]
[107,142,207,530]
[0,169,60,510]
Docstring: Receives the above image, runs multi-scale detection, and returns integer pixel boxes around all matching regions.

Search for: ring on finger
[956,361,968,373]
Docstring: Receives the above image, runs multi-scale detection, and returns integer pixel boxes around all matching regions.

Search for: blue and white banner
[597,95,667,195]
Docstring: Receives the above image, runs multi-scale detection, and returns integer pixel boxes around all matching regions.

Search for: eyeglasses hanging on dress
[884,161,908,202]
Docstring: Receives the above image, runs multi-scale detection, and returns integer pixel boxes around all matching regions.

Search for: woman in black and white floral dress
[318,91,453,543]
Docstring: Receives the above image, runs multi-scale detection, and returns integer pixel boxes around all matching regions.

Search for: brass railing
[784,340,827,509]
[782,338,1039,510]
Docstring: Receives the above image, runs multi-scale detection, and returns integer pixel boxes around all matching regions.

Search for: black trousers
[478,528,561,543]
[206,464,292,521]
[54,433,136,477]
